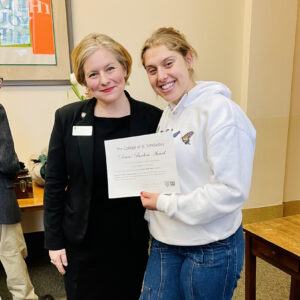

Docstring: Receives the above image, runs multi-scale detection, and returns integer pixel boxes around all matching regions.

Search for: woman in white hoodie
[139,27,256,300]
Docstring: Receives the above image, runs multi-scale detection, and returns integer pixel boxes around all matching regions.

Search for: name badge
[72,126,93,136]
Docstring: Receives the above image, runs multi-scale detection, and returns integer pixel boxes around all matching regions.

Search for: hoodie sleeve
[0,104,20,178]
[156,113,256,226]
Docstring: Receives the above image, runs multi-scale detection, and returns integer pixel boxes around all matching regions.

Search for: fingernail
[141,191,143,196]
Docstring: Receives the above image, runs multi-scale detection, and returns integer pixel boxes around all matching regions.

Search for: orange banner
[28,0,55,55]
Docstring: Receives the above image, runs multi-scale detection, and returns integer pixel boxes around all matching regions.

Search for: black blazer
[0,104,21,224]
[44,91,162,249]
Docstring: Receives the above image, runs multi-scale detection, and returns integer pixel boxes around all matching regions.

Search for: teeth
[161,82,174,90]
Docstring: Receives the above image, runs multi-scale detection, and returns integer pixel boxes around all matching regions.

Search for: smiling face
[83,47,127,105]
[144,45,195,105]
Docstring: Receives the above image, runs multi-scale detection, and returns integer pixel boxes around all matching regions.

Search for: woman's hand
[49,249,68,275]
[140,191,159,210]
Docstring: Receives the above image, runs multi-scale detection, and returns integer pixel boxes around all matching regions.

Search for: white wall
[284,0,300,203]
[1,86,74,162]
[243,0,298,209]
[71,0,245,105]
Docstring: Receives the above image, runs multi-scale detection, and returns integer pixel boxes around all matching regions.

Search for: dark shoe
[38,295,54,300]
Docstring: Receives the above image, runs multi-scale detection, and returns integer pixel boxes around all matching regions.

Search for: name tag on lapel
[72,126,93,136]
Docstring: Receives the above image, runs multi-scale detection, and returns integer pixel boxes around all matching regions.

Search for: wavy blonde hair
[141,27,197,74]
[72,33,132,86]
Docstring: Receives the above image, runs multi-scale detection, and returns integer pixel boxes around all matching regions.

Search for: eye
[106,66,115,72]
[147,68,157,75]
[165,60,174,68]
[88,72,97,78]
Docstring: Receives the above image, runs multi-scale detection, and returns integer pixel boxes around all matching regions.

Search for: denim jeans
[139,225,244,300]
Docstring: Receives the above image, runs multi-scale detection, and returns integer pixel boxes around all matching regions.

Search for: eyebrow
[145,56,175,69]
[86,62,115,73]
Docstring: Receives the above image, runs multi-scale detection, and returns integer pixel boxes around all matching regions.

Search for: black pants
[63,239,148,300]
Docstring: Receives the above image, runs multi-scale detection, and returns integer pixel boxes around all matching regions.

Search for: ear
[123,66,128,79]
[185,51,194,69]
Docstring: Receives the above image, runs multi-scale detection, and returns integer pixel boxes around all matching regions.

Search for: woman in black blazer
[43,33,162,300]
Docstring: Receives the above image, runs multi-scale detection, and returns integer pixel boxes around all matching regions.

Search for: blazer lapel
[75,98,96,184]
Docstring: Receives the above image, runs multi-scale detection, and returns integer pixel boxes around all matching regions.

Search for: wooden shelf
[17,183,44,212]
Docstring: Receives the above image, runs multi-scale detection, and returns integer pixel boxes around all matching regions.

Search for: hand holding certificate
[104,132,180,198]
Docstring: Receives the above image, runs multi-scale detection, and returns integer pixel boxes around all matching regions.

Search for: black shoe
[38,295,54,300]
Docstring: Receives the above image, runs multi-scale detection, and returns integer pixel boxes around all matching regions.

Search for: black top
[88,115,131,244]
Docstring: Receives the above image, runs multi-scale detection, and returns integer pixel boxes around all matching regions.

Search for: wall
[242,0,298,214]
[71,0,245,107]
[284,0,300,214]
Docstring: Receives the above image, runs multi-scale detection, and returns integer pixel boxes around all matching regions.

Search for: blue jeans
[139,225,244,300]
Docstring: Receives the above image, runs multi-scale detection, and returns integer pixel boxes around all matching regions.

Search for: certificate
[104,132,180,198]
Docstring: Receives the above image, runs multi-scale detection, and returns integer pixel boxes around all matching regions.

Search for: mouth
[101,86,115,93]
[159,81,175,91]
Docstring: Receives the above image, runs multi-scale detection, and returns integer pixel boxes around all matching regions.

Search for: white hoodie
[145,81,256,246]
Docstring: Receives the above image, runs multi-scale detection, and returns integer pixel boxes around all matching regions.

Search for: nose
[99,72,110,86]
[157,67,167,82]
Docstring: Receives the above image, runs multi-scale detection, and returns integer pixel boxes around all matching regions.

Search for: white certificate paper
[104,132,180,198]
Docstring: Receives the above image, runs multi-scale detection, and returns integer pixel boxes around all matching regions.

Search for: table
[17,183,44,212]
[243,214,300,300]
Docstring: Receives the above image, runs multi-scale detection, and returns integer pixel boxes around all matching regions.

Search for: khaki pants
[0,223,38,300]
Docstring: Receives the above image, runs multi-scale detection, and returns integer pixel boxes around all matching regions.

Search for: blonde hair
[71,33,132,86]
[141,27,198,71]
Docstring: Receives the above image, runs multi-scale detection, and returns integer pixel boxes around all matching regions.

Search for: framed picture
[0,0,74,86]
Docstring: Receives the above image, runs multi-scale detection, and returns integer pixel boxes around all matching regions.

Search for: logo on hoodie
[181,131,194,144]
[159,128,194,145]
